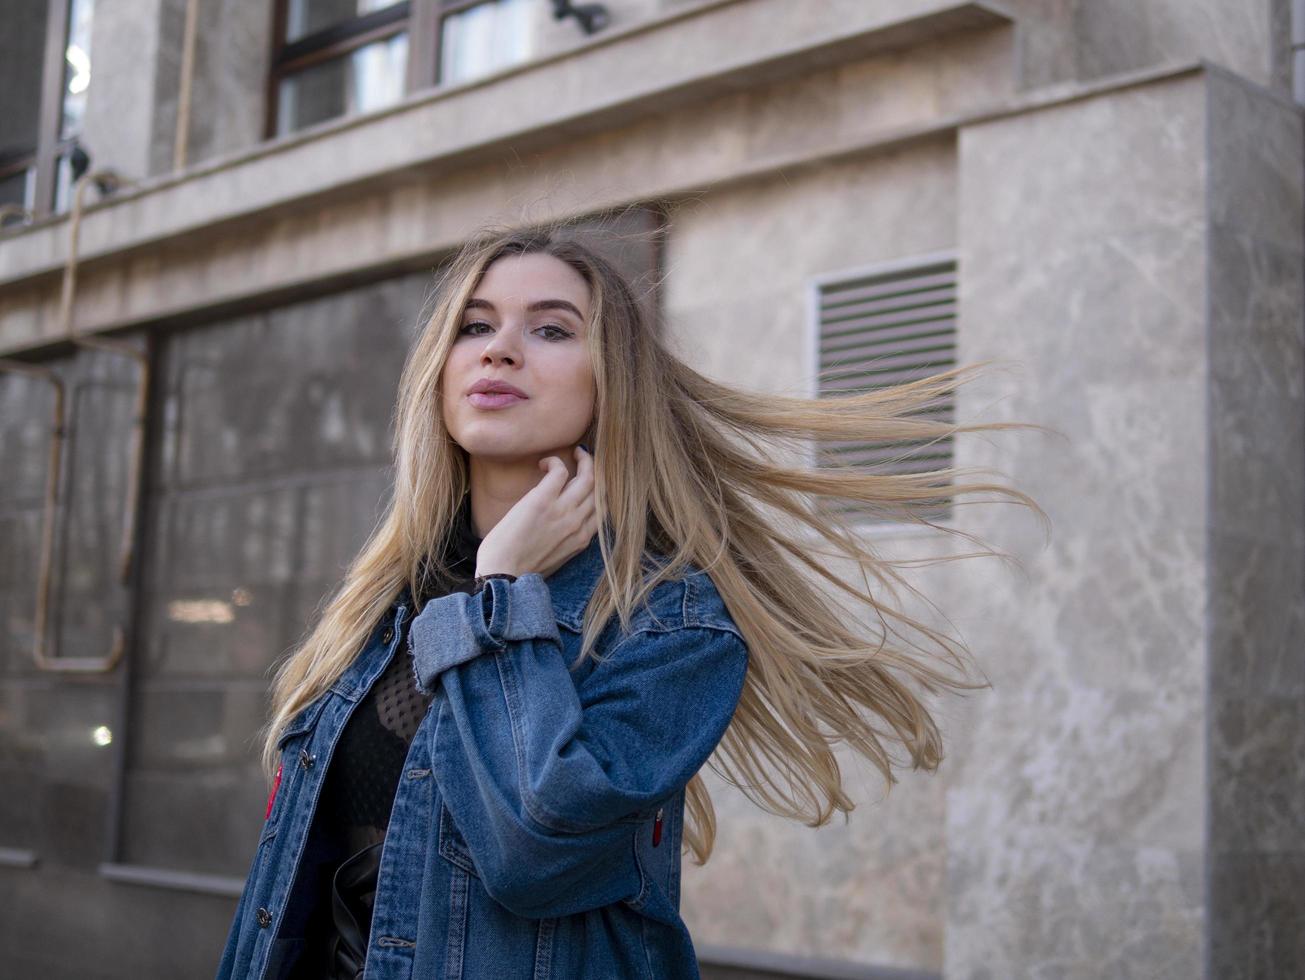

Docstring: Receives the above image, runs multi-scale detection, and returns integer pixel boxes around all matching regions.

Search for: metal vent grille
[815,257,957,523]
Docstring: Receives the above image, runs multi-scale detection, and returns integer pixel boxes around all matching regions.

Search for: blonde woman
[215,220,1041,980]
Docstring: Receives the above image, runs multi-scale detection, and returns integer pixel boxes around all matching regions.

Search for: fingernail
[579,442,590,453]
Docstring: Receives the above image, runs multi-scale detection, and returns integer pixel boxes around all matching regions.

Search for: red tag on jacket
[265,763,283,820]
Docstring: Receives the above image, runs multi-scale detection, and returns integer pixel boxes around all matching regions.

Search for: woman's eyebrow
[464,298,584,320]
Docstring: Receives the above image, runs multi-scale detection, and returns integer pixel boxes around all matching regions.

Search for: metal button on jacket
[382,626,394,644]
[298,748,315,769]
[255,907,271,928]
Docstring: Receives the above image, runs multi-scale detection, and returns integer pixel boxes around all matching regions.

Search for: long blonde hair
[257,214,1047,865]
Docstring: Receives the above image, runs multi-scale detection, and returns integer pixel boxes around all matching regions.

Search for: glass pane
[0,2,49,159]
[285,0,404,43]
[439,0,535,86]
[121,270,431,876]
[276,31,408,136]
[353,31,408,113]
[60,0,96,141]
[0,340,142,865]
[52,148,79,213]
[0,166,35,218]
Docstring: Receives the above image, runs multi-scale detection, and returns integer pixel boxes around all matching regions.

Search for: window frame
[262,0,554,141]
[2,0,76,224]
[264,0,424,140]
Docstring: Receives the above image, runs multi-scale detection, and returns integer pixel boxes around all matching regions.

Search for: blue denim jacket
[215,532,750,980]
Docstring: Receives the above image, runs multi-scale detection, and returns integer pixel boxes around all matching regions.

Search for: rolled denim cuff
[410,573,561,694]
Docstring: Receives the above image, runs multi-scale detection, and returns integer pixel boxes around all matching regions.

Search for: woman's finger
[535,455,570,493]
[558,446,594,506]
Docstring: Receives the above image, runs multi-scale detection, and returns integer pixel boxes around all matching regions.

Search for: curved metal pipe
[0,167,148,673]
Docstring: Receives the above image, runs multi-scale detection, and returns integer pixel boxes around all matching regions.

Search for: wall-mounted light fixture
[551,0,609,35]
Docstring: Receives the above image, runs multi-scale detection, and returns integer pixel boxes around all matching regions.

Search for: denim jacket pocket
[437,801,481,878]
[260,693,332,843]
[275,692,331,750]
[614,803,661,826]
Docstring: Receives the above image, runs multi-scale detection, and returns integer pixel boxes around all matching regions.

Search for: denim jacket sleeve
[407,571,749,919]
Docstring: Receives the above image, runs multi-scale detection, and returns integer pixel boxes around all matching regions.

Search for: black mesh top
[320,493,483,852]
[296,493,483,980]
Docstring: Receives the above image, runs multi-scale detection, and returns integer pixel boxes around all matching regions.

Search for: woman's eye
[459,321,572,340]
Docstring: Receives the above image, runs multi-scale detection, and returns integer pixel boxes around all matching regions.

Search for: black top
[319,495,483,855]
[291,493,482,980]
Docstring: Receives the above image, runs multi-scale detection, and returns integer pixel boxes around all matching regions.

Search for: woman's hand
[475,445,599,580]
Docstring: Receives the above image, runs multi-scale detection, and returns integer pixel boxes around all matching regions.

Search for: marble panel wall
[951,73,1210,978]
[999,0,1286,96]
[1205,68,1305,979]
[1070,0,1277,90]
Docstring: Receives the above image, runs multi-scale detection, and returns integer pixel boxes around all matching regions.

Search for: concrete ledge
[0,59,1211,358]
[0,847,39,869]
[98,861,244,898]
[0,0,1013,287]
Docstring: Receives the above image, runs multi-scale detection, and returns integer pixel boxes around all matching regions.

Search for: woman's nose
[481,325,521,362]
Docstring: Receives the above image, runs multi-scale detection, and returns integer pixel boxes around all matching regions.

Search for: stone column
[951,66,1304,978]
[1205,67,1305,979]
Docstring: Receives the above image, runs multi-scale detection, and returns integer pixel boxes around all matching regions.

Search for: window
[269,0,412,137]
[115,272,431,880]
[0,0,96,226]
[0,4,50,216]
[437,0,537,86]
[811,254,958,525]
[52,0,96,213]
[266,0,611,138]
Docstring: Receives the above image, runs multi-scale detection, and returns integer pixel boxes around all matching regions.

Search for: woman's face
[441,251,596,461]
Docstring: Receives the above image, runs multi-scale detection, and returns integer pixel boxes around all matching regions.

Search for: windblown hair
[257,213,1047,865]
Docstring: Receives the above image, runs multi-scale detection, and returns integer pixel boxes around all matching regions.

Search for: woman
[215,220,1043,980]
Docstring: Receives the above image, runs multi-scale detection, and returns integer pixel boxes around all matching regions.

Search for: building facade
[0,1,1301,978]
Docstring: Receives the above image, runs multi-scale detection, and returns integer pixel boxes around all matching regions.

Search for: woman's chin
[462,443,569,464]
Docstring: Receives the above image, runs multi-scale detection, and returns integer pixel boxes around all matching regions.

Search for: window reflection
[439,0,535,86]
[0,2,49,160]
[60,0,95,141]
[0,169,34,216]
[276,31,408,136]
[285,0,405,44]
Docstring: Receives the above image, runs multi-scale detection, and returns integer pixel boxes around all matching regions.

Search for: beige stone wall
[939,66,1305,979]
[1002,0,1286,93]
[0,5,1016,352]
[948,70,1211,979]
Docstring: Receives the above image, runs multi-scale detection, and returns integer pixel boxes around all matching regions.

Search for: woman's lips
[468,392,526,409]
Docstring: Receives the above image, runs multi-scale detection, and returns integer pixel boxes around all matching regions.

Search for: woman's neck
[465,450,580,537]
